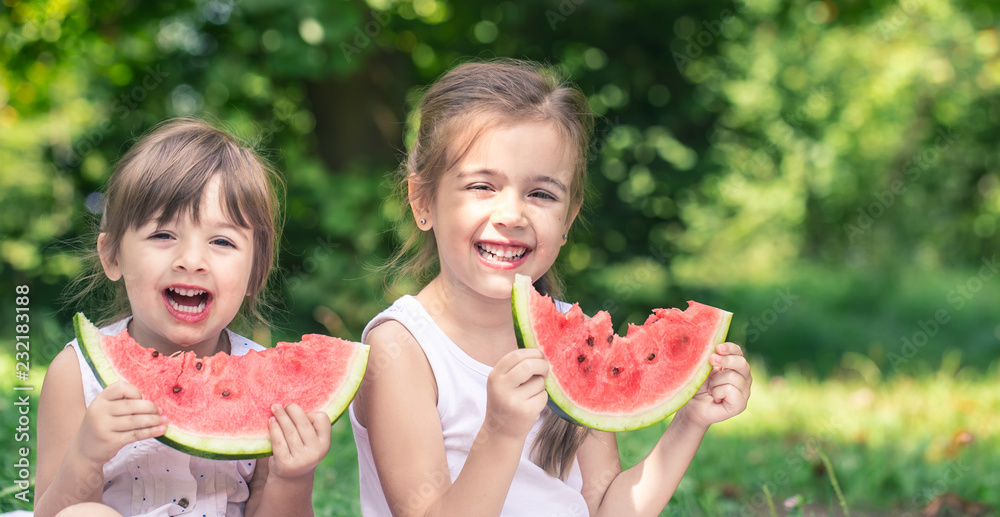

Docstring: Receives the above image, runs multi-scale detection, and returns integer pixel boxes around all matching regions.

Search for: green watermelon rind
[511,274,732,433]
[75,313,122,389]
[73,312,370,460]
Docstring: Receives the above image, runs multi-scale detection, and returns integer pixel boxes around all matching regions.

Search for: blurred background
[2,0,998,514]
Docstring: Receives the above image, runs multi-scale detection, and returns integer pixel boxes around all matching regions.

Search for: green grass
[620,360,1000,516]
[5,358,998,516]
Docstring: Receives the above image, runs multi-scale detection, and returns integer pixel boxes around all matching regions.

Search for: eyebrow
[457,168,569,194]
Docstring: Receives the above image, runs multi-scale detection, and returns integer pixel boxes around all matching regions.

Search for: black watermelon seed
[586,337,594,347]
[607,335,613,344]
[152,351,159,357]
[195,362,202,370]
[222,390,230,397]
[172,386,181,393]
[647,353,656,361]
[578,355,586,362]
[612,367,620,375]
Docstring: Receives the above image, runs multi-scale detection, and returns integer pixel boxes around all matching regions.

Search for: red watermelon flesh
[74,313,369,459]
[511,274,731,432]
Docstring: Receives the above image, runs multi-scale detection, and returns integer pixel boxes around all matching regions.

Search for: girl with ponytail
[349,59,751,516]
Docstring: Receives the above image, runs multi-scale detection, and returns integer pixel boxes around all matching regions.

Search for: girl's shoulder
[361,295,422,343]
[226,328,266,355]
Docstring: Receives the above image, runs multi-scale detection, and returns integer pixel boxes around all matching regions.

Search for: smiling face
[99,175,254,356]
[414,120,580,301]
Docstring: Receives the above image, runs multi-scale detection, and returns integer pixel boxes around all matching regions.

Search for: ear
[97,233,123,281]
[562,202,582,243]
[407,175,432,230]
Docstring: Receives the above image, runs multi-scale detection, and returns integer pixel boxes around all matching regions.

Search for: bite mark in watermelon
[73,313,369,459]
[510,274,731,432]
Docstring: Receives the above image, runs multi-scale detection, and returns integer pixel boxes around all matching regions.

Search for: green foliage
[2,0,999,511]
[3,0,999,367]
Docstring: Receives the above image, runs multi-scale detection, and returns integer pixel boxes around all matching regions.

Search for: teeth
[167,296,206,314]
[478,243,526,261]
[168,287,207,297]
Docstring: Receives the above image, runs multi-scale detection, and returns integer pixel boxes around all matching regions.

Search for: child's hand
[484,348,550,441]
[76,381,165,465]
[675,342,751,430]
[266,403,331,481]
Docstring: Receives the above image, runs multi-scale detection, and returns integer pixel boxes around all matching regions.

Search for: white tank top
[349,295,589,516]
[66,319,265,517]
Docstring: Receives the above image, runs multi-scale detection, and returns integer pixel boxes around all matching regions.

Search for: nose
[173,239,208,273]
[490,192,527,229]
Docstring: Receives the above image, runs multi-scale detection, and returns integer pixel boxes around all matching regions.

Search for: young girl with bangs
[35,118,330,517]
[350,60,753,516]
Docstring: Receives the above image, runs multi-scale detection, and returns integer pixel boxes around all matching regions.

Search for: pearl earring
[420,218,427,225]
[562,234,568,240]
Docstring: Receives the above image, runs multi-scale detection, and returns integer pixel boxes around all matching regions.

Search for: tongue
[168,291,203,307]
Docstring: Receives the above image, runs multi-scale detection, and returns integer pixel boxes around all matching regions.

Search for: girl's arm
[245,404,330,517]
[578,343,752,516]
[34,348,165,517]
[355,321,549,517]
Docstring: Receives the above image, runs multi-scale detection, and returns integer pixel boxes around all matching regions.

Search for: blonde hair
[388,59,594,478]
[72,117,283,330]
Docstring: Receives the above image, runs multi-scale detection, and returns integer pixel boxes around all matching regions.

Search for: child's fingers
[307,412,332,457]
[308,412,332,443]
[110,413,167,433]
[716,342,744,357]
[283,404,318,441]
[516,375,546,397]
[271,404,305,450]
[526,387,548,409]
[103,380,144,400]
[268,417,289,456]
[709,354,751,377]
[107,398,160,417]
[504,357,550,385]
[713,369,750,390]
[708,369,750,396]
[495,348,546,375]
[709,383,748,412]
[119,425,168,444]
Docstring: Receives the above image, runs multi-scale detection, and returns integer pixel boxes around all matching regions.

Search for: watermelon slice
[73,312,369,459]
[510,274,731,432]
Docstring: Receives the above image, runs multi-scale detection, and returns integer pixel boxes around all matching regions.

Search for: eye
[211,238,237,248]
[149,231,173,240]
[467,183,494,191]
[530,190,558,201]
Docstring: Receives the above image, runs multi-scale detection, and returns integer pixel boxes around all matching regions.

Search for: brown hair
[72,117,283,330]
[388,59,593,478]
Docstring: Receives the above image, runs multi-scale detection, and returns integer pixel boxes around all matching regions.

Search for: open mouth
[477,243,528,262]
[164,286,210,314]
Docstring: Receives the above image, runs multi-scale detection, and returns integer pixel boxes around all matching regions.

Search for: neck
[416,276,518,364]
[126,318,231,358]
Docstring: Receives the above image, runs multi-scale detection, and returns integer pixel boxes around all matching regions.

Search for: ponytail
[529,272,590,479]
